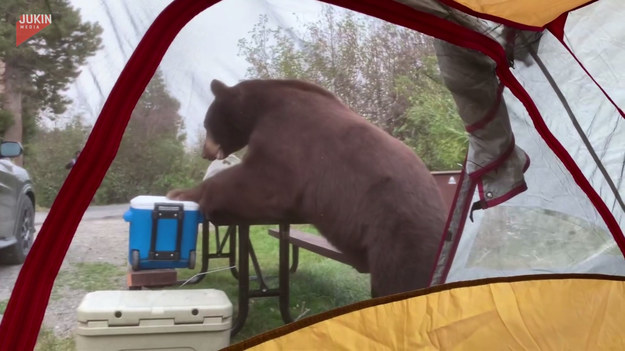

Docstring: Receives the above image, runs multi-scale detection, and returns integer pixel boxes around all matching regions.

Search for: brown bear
[167,79,447,297]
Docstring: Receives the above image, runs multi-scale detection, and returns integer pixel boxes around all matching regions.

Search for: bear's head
[202,79,254,160]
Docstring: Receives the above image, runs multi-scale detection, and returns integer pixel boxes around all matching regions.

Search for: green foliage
[26,117,88,207]
[393,57,468,170]
[238,6,467,170]
[0,0,102,144]
[28,71,207,207]
[94,71,206,205]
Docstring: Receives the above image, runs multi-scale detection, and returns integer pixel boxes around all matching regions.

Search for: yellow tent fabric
[226,275,625,350]
[446,0,592,27]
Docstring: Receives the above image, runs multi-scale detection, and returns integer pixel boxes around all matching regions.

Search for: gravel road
[0,205,131,339]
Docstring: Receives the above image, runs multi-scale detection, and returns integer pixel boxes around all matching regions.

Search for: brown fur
[167,79,447,297]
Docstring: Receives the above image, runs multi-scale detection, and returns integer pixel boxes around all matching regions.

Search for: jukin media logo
[16,14,52,46]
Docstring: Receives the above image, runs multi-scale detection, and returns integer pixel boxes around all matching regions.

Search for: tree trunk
[2,63,24,166]
[0,60,4,94]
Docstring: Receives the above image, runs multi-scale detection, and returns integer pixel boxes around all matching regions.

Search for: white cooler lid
[77,289,232,326]
[129,195,199,211]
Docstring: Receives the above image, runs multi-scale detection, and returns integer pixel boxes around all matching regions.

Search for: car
[0,141,36,264]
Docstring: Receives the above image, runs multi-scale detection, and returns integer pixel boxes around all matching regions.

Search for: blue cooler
[123,195,203,270]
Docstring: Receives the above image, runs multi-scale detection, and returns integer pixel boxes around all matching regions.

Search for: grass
[32,225,369,349]
[0,299,7,314]
[33,262,126,350]
[4,264,123,351]
[35,328,75,351]
[52,262,125,301]
[176,224,371,344]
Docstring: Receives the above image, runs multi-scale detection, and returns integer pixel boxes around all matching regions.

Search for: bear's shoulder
[235,79,340,102]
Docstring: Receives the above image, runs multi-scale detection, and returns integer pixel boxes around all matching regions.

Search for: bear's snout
[203,137,224,160]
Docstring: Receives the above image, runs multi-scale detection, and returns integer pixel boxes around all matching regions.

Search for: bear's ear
[210,79,230,97]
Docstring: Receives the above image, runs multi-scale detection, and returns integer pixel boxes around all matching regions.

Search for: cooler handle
[149,203,185,261]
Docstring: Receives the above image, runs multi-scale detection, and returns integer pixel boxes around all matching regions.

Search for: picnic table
[197,171,461,336]
[204,171,461,336]
[204,218,356,337]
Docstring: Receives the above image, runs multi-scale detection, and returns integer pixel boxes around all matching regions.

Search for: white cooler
[75,289,232,351]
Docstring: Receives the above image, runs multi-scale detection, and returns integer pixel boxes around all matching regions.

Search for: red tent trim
[478,180,528,209]
[468,138,516,179]
[427,156,470,285]
[435,0,543,31]
[1,1,623,350]
[435,0,600,32]
[548,13,624,118]
[497,65,625,252]
[439,179,477,283]
[0,1,220,350]
[323,0,625,277]
[477,150,530,209]
[547,12,568,40]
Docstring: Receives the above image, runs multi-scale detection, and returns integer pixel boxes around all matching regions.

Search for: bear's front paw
[166,188,198,202]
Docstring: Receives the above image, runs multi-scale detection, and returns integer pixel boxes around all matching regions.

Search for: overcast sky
[62,0,328,145]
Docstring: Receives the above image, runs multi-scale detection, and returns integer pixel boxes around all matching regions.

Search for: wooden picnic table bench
[267,227,366,273]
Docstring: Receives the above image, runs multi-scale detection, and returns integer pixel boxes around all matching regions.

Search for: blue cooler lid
[129,195,200,211]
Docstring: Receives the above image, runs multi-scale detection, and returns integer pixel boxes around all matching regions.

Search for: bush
[28,71,209,207]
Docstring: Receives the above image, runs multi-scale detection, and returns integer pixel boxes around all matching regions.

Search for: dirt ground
[0,217,130,339]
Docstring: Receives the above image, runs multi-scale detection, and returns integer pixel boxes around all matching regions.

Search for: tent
[224,275,625,350]
[1,0,623,349]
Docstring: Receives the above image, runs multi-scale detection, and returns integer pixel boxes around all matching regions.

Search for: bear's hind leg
[368,238,433,298]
